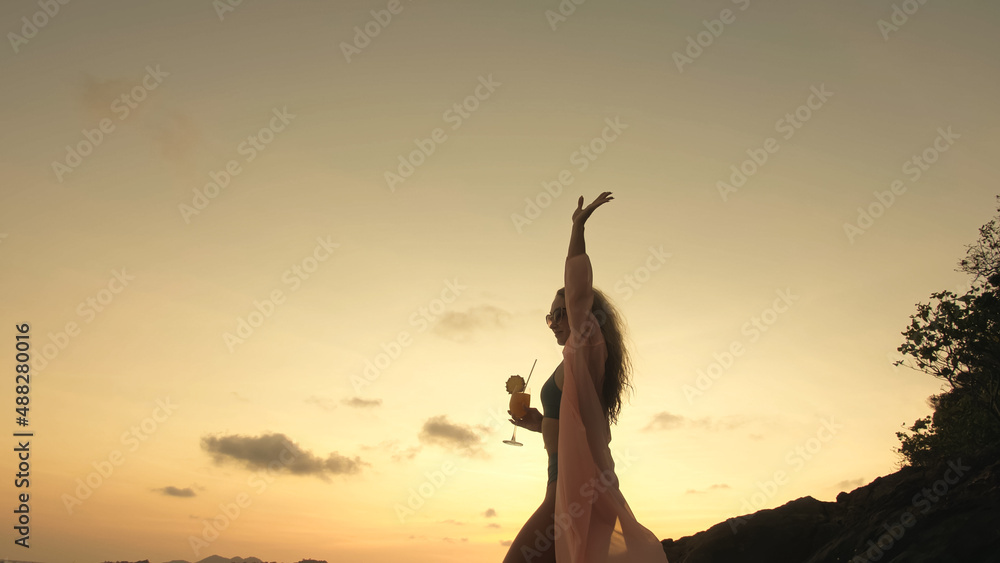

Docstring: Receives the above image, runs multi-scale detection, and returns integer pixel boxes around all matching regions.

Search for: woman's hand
[509,407,543,433]
[572,191,614,227]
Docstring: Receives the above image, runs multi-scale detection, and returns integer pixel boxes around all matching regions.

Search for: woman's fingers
[590,191,613,209]
[508,410,524,427]
[573,192,614,224]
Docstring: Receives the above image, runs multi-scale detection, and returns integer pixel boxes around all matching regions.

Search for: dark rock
[662,449,1000,563]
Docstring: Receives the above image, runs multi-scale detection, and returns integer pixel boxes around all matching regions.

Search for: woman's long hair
[557,286,634,425]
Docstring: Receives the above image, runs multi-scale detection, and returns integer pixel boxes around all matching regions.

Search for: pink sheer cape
[555,253,669,563]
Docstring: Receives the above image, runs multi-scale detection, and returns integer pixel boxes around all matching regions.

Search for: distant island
[101,556,326,563]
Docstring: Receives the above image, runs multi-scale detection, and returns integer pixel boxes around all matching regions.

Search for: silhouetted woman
[503,192,668,562]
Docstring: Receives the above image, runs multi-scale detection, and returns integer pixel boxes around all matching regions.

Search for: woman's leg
[502,481,558,563]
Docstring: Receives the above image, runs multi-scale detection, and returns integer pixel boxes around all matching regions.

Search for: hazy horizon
[1,0,998,561]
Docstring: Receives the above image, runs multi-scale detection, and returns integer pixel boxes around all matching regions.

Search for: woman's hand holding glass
[509,407,543,432]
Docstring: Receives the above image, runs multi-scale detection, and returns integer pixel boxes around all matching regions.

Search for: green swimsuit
[540,372,561,483]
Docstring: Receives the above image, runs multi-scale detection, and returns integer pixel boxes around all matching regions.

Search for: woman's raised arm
[564,193,613,351]
[567,192,613,259]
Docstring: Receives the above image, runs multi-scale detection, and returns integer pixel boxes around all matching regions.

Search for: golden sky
[1,0,999,561]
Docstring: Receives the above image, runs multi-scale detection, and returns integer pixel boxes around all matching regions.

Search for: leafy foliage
[895,196,1000,466]
[895,387,1000,467]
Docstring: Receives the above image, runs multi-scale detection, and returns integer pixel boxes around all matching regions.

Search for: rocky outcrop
[661,449,1000,563]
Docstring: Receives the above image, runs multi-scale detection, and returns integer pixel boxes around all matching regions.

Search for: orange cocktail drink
[510,390,530,419]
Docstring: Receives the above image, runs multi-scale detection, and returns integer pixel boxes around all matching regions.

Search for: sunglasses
[545,307,567,328]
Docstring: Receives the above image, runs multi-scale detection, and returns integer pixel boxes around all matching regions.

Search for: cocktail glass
[503,389,530,446]
[504,359,537,446]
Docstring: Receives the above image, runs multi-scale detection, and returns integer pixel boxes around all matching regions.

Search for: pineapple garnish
[506,375,525,394]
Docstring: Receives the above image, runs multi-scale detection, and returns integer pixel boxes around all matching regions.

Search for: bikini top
[540,372,561,419]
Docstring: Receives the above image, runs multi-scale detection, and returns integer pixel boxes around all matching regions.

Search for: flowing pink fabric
[555,252,669,563]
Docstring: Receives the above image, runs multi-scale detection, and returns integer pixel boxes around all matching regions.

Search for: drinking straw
[523,359,537,389]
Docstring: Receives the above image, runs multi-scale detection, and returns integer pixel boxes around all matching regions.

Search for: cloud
[484,508,497,518]
[155,486,195,497]
[442,537,469,543]
[690,415,753,431]
[835,477,865,491]
[342,396,383,408]
[231,391,250,402]
[643,412,685,431]
[145,110,205,170]
[77,72,133,121]
[432,305,512,341]
[418,415,488,457]
[500,540,512,547]
[643,412,755,432]
[487,523,501,528]
[441,519,464,525]
[360,439,421,462]
[391,444,421,462]
[684,483,730,495]
[200,432,367,479]
[73,70,212,183]
[305,395,338,412]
